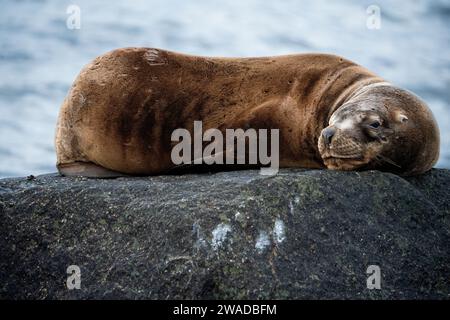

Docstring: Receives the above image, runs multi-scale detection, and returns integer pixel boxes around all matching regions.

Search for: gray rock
[0,169,449,299]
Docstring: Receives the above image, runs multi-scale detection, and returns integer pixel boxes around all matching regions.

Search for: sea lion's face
[318,86,440,175]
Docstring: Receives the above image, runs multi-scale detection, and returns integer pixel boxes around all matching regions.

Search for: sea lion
[55,48,440,177]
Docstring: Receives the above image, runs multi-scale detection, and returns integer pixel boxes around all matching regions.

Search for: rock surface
[0,169,449,299]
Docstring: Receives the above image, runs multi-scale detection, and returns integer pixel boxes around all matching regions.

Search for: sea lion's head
[318,84,440,175]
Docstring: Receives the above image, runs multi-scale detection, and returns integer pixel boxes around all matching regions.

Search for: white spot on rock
[192,222,207,250]
[255,231,270,253]
[288,200,294,215]
[273,219,286,244]
[211,223,232,250]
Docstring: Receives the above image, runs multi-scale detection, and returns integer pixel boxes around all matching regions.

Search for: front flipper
[57,162,127,178]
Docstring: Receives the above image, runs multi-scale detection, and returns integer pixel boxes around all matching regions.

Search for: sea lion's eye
[369,121,381,128]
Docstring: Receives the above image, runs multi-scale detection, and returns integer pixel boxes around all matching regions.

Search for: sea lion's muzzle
[318,124,380,171]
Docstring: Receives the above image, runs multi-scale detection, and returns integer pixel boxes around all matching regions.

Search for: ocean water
[0,0,449,177]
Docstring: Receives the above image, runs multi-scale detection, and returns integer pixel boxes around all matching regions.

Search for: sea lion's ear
[394,111,408,123]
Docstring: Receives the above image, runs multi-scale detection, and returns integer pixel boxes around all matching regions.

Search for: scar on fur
[143,49,168,66]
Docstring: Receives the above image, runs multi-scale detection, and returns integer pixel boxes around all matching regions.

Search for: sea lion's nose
[322,127,336,146]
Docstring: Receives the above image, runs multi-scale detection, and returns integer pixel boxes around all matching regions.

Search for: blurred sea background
[0,0,449,177]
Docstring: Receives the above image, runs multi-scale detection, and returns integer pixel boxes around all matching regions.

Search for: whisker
[376,155,401,168]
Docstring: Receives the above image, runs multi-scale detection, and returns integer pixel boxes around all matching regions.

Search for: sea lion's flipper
[57,162,127,178]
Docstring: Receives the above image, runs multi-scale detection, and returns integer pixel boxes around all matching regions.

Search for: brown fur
[55,48,439,176]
